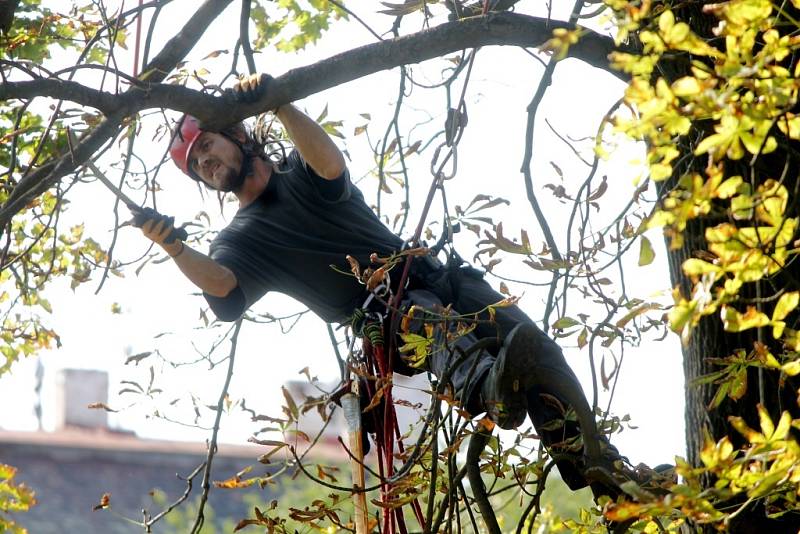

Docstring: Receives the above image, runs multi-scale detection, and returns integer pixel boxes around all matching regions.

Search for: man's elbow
[205,269,238,298]
[319,154,346,180]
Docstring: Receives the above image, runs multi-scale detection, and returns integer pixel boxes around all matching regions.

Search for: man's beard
[216,162,247,193]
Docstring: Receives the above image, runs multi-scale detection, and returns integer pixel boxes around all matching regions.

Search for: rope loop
[429,141,458,181]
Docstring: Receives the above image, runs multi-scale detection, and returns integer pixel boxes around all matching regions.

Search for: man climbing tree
[133,73,666,508]
[8,1,800,532]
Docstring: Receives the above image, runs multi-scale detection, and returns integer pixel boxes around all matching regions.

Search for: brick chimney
[54,369,109,430]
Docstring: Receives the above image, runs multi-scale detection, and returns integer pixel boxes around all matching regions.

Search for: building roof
[0,427,346,533]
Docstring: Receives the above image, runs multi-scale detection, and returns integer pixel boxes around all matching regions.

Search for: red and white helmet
[169,115,203,177]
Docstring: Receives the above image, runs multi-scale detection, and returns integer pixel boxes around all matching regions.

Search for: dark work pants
[390,263,589,489]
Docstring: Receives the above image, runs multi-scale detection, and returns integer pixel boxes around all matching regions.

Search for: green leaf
[682,258,720,276]
[577,328,588,349]
[552,316,580,329]
[638,236,655,266]
[708,380,730,409]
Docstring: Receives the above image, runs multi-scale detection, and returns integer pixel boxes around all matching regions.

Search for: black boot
[480,323,539,429]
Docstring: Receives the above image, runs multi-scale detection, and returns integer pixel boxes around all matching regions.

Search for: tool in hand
[68,130,188,244]
[79,158,188,245]
[342,383,369,534]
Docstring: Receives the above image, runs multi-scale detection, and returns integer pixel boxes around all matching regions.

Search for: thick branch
[182,11,632,129]
[0,78,122,113]
[0,11,629,225]
[2,12,628,124]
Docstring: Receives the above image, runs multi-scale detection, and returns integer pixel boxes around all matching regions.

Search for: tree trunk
[659,4,800,533]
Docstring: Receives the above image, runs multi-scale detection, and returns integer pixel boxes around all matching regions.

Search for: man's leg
[391,288,496,412]
[438,266,602,490]
[390,273,592,489]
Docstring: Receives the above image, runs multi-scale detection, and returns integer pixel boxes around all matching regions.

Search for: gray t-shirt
[204,150,404,323]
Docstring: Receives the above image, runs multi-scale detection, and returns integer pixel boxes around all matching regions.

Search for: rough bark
[660,4,800,532]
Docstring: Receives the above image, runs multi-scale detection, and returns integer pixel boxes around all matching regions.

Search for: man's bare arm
[276,103,346,180]
[233,74,346,180]
[142,219,237,297]
[162,240,237,297]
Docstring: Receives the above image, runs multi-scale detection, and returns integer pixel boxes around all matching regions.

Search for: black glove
[228,73,273,104]
[130,207,188,245]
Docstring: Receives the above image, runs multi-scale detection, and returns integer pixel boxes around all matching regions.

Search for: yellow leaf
[729,416,765,444]
[777,113,800,139]
[671,76,702,97]
[782,359,800,376]
[398,333,432,369]
[682,258,720,276]
[772,410,792,441]
[773,291,799,322]
[658,10,675,34]
[757,404,774,439]
[638,236,655,266]
[721,305,769,332]
[715,176,743,199]
[772,320,786,339]
[756,179,788,226]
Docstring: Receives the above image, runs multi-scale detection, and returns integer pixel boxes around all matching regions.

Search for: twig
[516,459,555,534]
[239,0,256,75]
[142,462,206,532]
[519,0,584,332]
[190,318,243,534]
[329,0,384,42]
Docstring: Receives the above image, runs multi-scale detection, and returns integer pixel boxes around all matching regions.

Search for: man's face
[188,132,245,192]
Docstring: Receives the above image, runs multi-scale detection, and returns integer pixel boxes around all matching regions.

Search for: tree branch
[1,12,629,122]
[0,11,629,227]
[0,0,233,228]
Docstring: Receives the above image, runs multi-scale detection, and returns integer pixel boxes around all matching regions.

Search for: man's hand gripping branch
[233,73,346,180]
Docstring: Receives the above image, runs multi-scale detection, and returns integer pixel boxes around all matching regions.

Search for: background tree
[2,1,800,533]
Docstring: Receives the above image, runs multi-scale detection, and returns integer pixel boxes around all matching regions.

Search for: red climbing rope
[358,47,480,534]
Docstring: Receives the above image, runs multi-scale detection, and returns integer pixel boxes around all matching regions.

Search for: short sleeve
[204,286,245,322]
[204,238,267,321]
[288,150,351,202]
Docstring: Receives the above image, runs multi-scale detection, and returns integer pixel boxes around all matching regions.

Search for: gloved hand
[131,207,188,245]
[229,73,273,104]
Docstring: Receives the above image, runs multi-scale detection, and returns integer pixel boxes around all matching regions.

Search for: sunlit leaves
[657,9,723,58]
[721,305,769,333]
[704,0,774,36]
[398,332,432,368]
[250,0,345,53]
[0,463,36,533]
[541,28,582,60]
